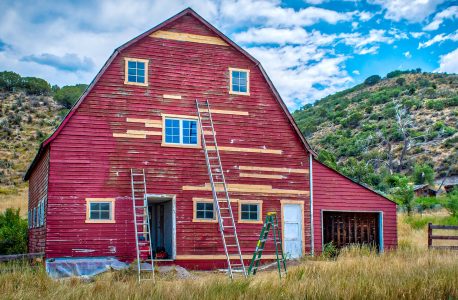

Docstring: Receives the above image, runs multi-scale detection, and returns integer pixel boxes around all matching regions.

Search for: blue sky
[0,0,457,110]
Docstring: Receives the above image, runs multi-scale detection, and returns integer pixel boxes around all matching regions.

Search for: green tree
[0,208,28,255]
[318,149,337,169]
[20,77,51,95]
[364,75,381,86]
[445,188,458,217]
[391,176,414,215]
[0,71,21,91]
[54,84,88,108]
[412,163,435,185]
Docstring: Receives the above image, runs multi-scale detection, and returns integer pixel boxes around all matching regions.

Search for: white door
[283,204,303,259]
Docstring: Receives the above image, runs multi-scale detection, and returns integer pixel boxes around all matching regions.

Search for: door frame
[280,200,305,257]
[320,209,384,252]
[145,194,176,260]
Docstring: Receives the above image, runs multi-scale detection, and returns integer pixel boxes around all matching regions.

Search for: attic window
[229,68,250,95]
[124,58,148,86]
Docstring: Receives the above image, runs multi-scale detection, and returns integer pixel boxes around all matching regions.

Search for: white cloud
[220,0,355,28]
[418,30,458,48]
[435,48,458,73]
[352,70,360,75]
[411,31,427,38]
[356,11,374,21]
[304,0,327,4]
[339,29,398,55]
[403,51,412,58]
[423,5,458,31]
[233,27,337,45]
[246,45,353,108]
[352,22,359,29]
[368,0,446,22]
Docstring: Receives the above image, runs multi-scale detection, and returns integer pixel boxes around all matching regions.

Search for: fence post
[427,223,432,249]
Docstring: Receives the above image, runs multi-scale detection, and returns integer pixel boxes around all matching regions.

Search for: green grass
[0,214,457,299]
[404,214,458,230]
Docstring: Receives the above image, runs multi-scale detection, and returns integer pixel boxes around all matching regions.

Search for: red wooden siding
[312,159,397,253]
[26,9,398,267]
[28,147,49,253]
[44,13,312,264]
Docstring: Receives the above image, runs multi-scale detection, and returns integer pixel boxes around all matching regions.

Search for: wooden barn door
[323,211,380,250]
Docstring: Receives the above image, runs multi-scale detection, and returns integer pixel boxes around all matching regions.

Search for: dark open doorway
[322,211,381,251]
[147,195,175,260]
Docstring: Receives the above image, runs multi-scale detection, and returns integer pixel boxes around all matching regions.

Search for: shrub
[54,84,88,109]
[0,208,28,255]
[444,96,458,107]
[445,188,458,217]
[412,163,435,185]
[391,176,415,214]
[364,75,381,86]
[395,77,406,86]
[426,99,445,110]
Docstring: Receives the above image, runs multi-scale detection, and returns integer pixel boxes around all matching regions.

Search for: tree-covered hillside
[293,70,458,193]
[0,71,87,193]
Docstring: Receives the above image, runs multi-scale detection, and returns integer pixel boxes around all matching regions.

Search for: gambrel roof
[24,7,315,180]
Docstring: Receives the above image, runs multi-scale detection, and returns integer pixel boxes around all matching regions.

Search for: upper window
[124,58,149,86]
[239,201,262,223]
[162,115,199,147]
[86,198,115,223]
[229,68,250,95]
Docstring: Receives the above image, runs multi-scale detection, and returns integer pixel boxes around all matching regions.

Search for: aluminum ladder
[196,99,247,279]
[248,212,287,278]
[130,168,155,282]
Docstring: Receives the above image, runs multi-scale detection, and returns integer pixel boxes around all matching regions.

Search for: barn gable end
[24,8,397,267]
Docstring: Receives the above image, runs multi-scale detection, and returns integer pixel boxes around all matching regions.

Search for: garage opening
[323,211,380,250]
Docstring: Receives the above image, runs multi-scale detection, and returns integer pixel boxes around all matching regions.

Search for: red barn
[25,8,397,270]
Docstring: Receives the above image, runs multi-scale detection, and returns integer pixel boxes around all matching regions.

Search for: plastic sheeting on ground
[46,257,129,279]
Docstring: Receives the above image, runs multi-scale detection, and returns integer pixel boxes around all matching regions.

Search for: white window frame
[33,207,36,228]
[85,198,116,223]
[124,57,149,86]
[229,67,250,96]
[161,114,201,148]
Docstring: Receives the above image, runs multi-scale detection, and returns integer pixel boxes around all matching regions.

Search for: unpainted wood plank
[150,30,229,46]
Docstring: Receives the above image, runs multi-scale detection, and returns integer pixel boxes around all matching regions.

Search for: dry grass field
[0,188,28,216]
[0,214,457,300]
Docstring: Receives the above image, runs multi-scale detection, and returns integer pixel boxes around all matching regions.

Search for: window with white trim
[164,117,198,146]
[229,68,250,95]
[124,58,148,86]
[33,207,37,228]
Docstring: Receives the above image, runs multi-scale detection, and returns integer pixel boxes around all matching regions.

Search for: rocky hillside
[0,71,87,194]
[0,92,62,193]
[293,70,458,192]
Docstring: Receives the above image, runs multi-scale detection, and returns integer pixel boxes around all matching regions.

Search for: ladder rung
[131,173,144,176]
[135,205,148,208]
[226,244,238,247]
[132,181,144,184]
[139,249,151,252]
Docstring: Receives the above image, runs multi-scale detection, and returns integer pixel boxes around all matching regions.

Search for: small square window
[125,58,148,86]
[163,117,199,146]
[195,202,214,220]
[230,68,250,95]
[86,199,115,223]
[239,202,262,223]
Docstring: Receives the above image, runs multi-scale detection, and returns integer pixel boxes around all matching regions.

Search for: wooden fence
[0,253,44,262]
[428,223,458,250]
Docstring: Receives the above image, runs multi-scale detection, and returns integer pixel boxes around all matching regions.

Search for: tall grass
[0,215,457,299]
